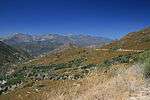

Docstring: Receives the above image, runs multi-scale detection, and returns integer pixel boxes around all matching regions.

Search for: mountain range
[2,33,111,56]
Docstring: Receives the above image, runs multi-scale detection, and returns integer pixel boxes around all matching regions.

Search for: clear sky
[0,0,150,39]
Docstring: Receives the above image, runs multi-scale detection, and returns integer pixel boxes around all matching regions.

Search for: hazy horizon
[0,26,149,40]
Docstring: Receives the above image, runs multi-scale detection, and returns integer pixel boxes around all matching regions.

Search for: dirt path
[96,48,144,52]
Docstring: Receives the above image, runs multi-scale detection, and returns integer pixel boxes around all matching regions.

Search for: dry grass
[1,63,148,100]
[27,47,135,65]
[75,64,144,100]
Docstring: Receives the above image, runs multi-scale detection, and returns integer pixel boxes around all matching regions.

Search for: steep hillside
[102,27,150,50]
[0,41,30,66]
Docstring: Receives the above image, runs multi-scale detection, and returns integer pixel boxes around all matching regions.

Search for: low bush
[143,58,150,78]
[138,50,150,62]
[138,50,150,78]
[100,59,112,68]
[112,55,130,63]
[109,46,120,51]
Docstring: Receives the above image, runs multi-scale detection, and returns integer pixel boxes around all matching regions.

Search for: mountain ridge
[102,27,150,50]
[0,41,30,66]
[3,33,112,56]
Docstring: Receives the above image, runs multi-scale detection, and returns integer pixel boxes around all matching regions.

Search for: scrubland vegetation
[137,50,150,78]
[0,28,150,100]
[1,49,149,100]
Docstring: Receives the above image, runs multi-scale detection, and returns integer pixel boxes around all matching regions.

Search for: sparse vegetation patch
[137,50,150,78]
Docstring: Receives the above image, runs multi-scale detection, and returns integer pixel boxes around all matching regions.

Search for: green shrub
[109,46,120,51]
[0,75,7,81]
[143,58,150,78]
[138,50,150,78]
[100,59,112,68]
[138,50,150,63]
[81,64,96,69]
[112,55,130,63]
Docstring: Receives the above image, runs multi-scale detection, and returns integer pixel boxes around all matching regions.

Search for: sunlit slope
[102,27,150,50]
[0,63,145,100]
[29,46,136,65]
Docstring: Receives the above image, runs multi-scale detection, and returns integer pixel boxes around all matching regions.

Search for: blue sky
[0,0,150,39]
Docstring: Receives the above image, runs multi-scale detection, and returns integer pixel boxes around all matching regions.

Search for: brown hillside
[29,46,136,65]
[102,27,150,50]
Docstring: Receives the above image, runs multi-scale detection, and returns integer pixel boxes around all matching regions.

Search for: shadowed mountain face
[0,41,30,66]
[3,33,111,56]
[102,27,150,50]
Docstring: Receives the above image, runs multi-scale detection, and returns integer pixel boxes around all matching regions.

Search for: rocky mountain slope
[0,41,30,66]
[3,33,111,56]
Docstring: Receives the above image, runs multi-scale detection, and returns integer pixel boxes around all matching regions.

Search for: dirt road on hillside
[96,48,144,52]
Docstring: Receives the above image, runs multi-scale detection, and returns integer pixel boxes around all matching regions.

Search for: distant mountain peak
[3,33,33,45]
